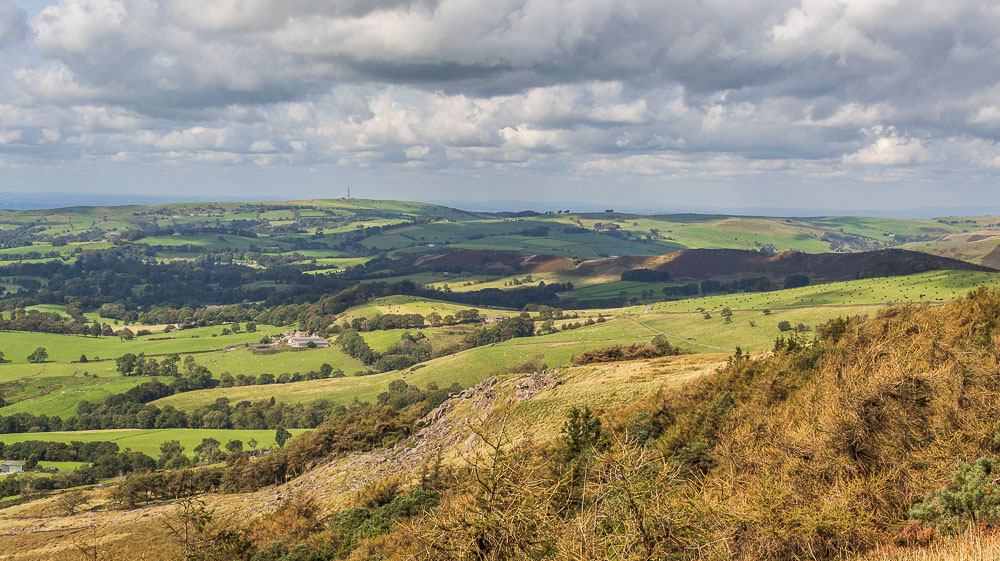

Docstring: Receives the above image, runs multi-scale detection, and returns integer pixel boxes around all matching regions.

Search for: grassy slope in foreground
[0,428,309,459]
[490,353,728,443]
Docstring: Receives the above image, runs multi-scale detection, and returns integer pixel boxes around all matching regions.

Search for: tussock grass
[859,530,1000,561]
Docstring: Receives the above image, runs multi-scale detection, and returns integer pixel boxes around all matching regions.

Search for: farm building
[1,460,25,473]
[285,335,330,348]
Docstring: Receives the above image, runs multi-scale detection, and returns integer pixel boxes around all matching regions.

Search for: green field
[564,279,682,302]
[424,271,610,293]
[337,295,516,321]
[191,345,365,377]
[0,325,283,365]
[0,373,173,418]
[635,269,1000,313]
[139,233,288,252]
[34,460,88,472]
[0,428,310,459]
[0,343,358,418]
[633,306,877,352]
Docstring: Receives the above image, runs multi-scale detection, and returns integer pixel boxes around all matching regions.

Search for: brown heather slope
[401,247,993,283]
[567,247,996,281]
[627,287,1000,559]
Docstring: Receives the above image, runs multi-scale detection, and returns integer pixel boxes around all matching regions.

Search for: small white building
[1,460,25,474]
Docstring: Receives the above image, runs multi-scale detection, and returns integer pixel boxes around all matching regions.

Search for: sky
[1,1,1000,212]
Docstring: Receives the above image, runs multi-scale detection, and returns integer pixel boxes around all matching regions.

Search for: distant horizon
[2,190,998,220]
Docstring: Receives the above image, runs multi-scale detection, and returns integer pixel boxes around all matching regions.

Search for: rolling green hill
[1,199,997,273]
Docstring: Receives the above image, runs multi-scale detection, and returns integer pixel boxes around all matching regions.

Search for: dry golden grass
[857,530,1000,561]
[501,353,727,443]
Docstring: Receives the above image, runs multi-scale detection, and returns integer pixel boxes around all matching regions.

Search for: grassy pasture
[0,429,309,459]
[401,232,683,259]
[311,256,373,268]
[0,374,172,418]
[656,220,830,253]
[24,304,103,324]
[138,234,288,252]
[904,237,1000,266]
[0,343,358,417]
[356,272,447,285]
[0,324,284,365]
[637,270,1000,314]
[797,215,968,239]
[358,326,475,355]
[360,330,408,353]
[191,345,365,377]
[634,306,879,353]
[423,271,611,293]
[336,295,514,322]
[34,460,88,472]
[0,361,116,384]
[278,249,348,259]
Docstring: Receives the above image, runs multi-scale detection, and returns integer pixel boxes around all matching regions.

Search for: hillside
[0,354,726,560]
[565,247,996,282]
[5,292,1000,559]
[2,199,999,280]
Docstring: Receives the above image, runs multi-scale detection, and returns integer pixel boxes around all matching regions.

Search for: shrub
[354,476,403,509]
[669,441,716,475]
[572,344,663,365]
[910,456,1000,535]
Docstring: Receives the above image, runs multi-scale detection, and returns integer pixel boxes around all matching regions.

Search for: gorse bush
[572,336,685,366]
[328,486,439,557]
[910,456,1000,535]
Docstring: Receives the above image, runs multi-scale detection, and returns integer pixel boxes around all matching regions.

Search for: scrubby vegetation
[572,335,685,365]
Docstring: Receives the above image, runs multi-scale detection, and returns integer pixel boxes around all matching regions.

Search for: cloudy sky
[1,0,1000,211]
